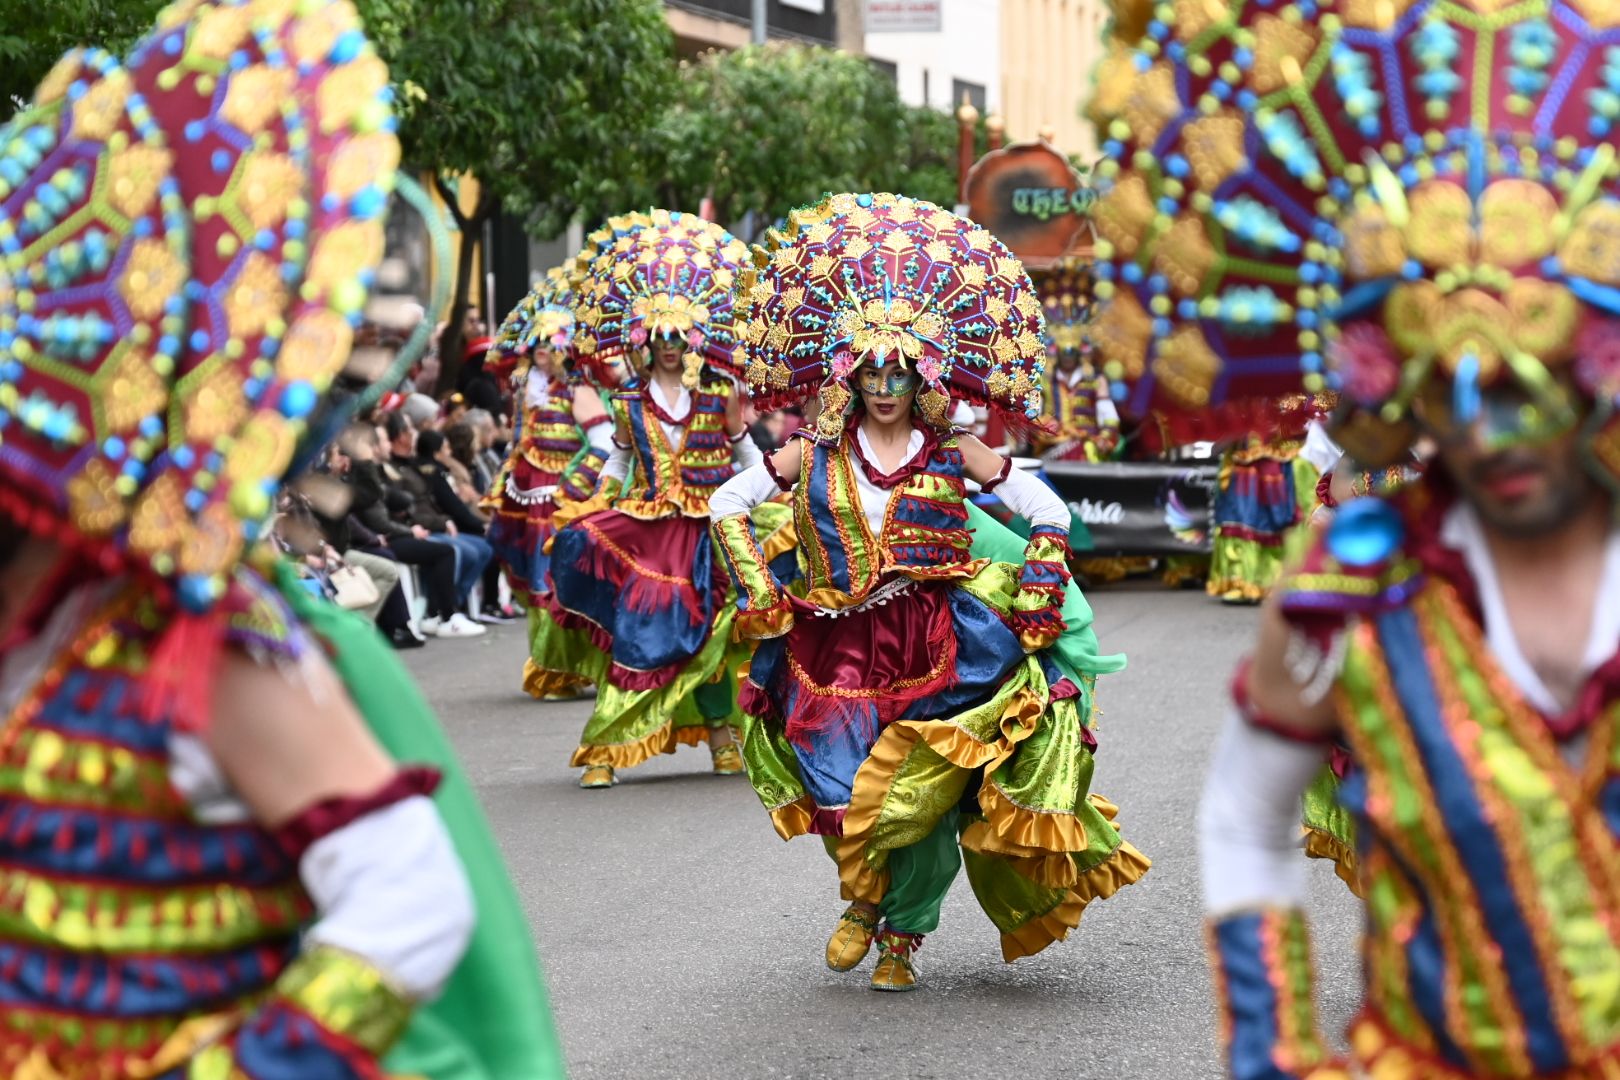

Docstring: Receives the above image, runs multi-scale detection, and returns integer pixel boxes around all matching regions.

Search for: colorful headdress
[1041,258,1097,359]
[735,192,1049,439]
[0,0,397,610]
[1093,0,1620,478]
[568,209,749,386]
[487,268,576,382]
[522,268,578,356]
[488,290,540,379]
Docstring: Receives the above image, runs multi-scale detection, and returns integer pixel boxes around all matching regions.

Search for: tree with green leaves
[360,0,676,382]
[649,44,964,237]
[0,0,165,117]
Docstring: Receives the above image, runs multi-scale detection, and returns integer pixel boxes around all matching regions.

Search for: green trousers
[693,670,734,724]
[823,808,962,934]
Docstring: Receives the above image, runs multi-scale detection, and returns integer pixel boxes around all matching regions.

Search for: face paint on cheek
[857,365,920,397]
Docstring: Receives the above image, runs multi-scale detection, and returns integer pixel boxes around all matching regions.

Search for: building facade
[999,0,1105,161]
[864,0,1000,115]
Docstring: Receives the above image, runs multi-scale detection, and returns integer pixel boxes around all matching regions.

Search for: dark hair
[383,410,412,443]
[416,429,446,460]
[445,421,478,467]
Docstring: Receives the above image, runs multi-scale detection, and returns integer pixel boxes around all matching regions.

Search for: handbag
[328,564,381,611]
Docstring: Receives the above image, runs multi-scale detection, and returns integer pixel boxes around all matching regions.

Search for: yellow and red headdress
[735,192,1049,438]
[568,209,749,386]
[1094,0,1620,481]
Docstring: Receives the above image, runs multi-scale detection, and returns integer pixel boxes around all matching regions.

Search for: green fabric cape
[274,562,565,1080]
[964,501,1126,686]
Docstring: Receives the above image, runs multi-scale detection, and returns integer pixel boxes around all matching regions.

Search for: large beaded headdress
[488,266,575,383]
[0,0,397,610]
[1041,257,1097,363]
[1093,0,1620,481]
[734,192,1050,439]
[568,209,749,388]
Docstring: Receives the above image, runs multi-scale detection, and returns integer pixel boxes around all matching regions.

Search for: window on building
[870,57,898,85]
[952,78,987,114]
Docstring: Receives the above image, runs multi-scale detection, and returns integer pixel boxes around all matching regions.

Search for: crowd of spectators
[272,307,830,650]
[274,311,526,649]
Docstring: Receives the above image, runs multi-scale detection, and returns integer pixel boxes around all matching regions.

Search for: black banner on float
[1041,461,1220,556]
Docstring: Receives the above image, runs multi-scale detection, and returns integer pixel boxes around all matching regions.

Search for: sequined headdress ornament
[488,266,574,382]
[1041,257,1097,359]
[0,0,398,611]
[568,208,749,388]
[735,192,1049,440]
[1092,0,1620,483]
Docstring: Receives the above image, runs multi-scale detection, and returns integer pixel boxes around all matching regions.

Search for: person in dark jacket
[348,426,485,639]
[457,337,506,417]
[381,412,494,620]
[414,428,504,622]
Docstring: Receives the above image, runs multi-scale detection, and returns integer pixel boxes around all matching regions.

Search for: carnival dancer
[1034,259,1120,464]
[1099,1,1620,1074]
[1206,408,1333,605]
[711,193,1148,991]
[0,3,565,1075]
[483,270,614,699]
[528,210,794,788]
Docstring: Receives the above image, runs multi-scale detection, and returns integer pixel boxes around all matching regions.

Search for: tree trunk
[432,173,494,396]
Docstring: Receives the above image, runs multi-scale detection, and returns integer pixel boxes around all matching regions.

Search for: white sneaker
[436,613,487,638]
[420,616,443,635]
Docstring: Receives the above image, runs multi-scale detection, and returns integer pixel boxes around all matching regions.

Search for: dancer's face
[649,336,684,375]
[1416,379,1596,538]
[856,362,918,424]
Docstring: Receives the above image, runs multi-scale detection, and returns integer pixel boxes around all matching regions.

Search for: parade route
[406,586,1364,1080]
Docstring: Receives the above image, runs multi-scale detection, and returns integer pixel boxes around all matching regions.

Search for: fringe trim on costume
[567,532,708,627]
[570,720,734,770]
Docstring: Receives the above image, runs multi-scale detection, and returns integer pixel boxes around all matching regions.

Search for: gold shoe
[710,742,744,776]
[870,928,922,992]
[825,904,879,971]
[579,764,616,789]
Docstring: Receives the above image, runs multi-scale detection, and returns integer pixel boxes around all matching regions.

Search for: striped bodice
[614,381,736,519]
[1330,577,1620,1075]
[792,430,977,606]
[0,576,312,1078]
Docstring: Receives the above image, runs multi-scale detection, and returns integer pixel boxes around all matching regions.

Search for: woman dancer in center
[711,193,1148,992]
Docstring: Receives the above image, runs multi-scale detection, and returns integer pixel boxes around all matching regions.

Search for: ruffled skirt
[531,503,797,769]
[1208,454,1321,600]
[738,555,1147,961]
[485,455,564,605]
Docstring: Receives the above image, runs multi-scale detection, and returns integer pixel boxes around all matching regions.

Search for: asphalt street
[403,584,1362,1080]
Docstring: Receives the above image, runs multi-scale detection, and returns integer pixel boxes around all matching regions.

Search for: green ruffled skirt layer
[528,602,746,770]
[741,505,1148,961]
[1302,764,1360,896]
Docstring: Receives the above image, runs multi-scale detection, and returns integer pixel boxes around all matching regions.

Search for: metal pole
[751,0,767,44]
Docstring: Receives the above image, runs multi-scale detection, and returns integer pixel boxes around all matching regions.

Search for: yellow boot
[870,928,922,992]
[710,742,744,776]
[825,904,879,971]
[579,764,616,789]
